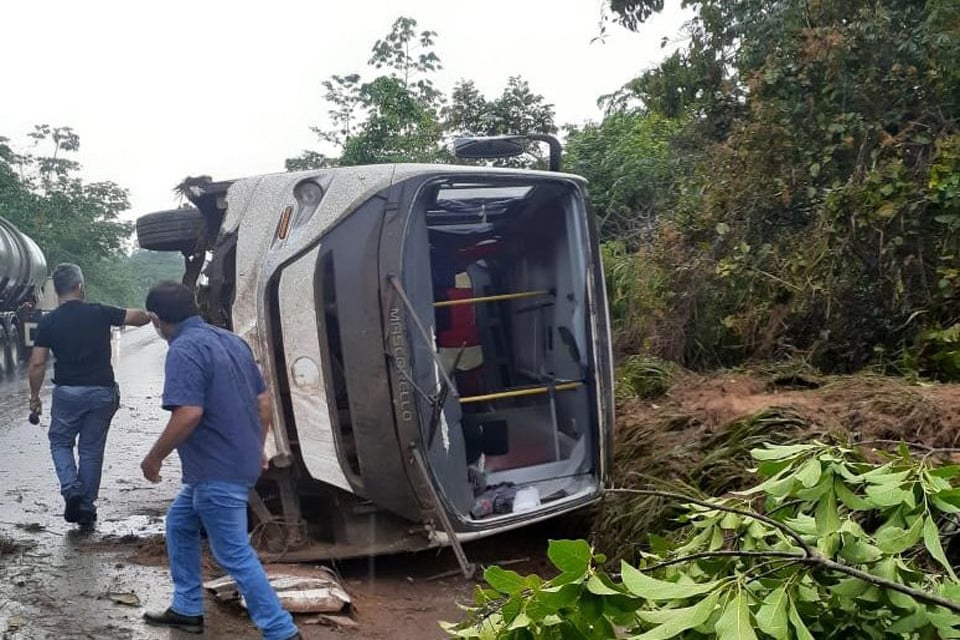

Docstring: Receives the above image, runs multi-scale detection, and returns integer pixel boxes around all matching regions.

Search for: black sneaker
[143,608,204,634]
[63,494,83,523]
[77,509,97,530]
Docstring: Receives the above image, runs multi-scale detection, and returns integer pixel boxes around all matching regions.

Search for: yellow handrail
[459,382,583,405]
[433,290,551,308]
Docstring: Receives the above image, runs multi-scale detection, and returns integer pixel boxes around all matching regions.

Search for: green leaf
[930,466,960,480]
[537,584,581,610]
[720,512,741,530]
[860,467,910,484]
[876,517,923,554]
[928,610,960,637]
[933,489,960,513]
[887,610,928,634]
[940,581,960,602]
[750,444,818,461]
[507,612,532,631]
[839,540,882,564]
[715,593,758,640]
[864,483,914,508]
[835,481,872,511]
[586,574,621,596]
[484,566,526,595]
[924,471,953,493]
[923,516,958,579]
[815,490,840,537]
[631,591,720,640]
[756,459,792,478]
[830,578,869,598]
[648,534,671,556]
[620,562,718,601]
[783,514,818,537]
[797,459,822,488]
[933,496,960,514]
[817,532,840,558]
[754,587,789,640]
[525,596,554,622]
[885,586,916,611]
[548,539,593,577]
[787,598,815,640]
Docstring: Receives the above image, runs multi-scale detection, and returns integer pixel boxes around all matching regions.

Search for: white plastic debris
[203,567,351,614]
[512,487,541,513]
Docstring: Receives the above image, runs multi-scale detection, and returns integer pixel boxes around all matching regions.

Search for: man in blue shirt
[139,282,300,640]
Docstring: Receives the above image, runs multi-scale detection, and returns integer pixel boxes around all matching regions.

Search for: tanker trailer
[0,216,48,373]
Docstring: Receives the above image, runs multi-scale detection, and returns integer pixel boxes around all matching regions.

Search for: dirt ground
[620,369,960,448]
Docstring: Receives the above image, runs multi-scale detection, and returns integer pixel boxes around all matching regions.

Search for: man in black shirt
[28,263,151,526]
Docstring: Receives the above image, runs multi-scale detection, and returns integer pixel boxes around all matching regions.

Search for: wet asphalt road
[0,327,192,639]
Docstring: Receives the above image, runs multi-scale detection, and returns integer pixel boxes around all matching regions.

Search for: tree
[584,1,960,375]
[0,126,136,306]
[286,17,558,170]
[565,111,682,241]
[287,16,445,169]
[445,77,557,168]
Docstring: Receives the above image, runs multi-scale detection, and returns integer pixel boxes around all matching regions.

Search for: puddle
[96,514,166,541]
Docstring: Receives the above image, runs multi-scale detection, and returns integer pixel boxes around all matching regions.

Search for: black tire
[1,326,12,376]
[136,208,205,253]
[9,322,23,366]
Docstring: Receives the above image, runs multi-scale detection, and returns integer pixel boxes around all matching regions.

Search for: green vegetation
[615,355,675,401]
[286,17,557,170]
[448,443,960,638]
[0,126,180,307]
[568,0,960,379]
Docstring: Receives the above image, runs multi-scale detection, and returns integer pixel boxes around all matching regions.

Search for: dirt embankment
[597,370,960,558]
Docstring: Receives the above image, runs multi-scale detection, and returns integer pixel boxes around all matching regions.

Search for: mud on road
[0,327,566,640]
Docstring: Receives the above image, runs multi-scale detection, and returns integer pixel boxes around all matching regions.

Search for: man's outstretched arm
[27,346,49,412]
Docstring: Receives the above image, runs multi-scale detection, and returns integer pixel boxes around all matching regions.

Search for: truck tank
[0,216,48,372]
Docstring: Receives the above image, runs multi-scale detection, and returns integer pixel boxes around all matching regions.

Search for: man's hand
[141,454,163,483]
[123,309,152,327]
[29,395,42,415]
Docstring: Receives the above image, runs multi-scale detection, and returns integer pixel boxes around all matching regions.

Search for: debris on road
[0,533,36,556]
[204,567,351,614]
[100,591,141,607]
[303,614,359,629]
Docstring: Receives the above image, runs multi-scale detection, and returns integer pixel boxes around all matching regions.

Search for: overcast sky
[2,0,687,221]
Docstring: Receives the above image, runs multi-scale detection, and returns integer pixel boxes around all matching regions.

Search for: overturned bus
[136,136,614,576]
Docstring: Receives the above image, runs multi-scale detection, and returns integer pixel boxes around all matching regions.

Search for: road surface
[0,327,555,639]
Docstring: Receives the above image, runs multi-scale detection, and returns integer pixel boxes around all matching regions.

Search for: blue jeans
[166,482,298,640]
[48,384,119,512]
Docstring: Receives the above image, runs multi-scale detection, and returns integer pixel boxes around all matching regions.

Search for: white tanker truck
[0,216,51,374]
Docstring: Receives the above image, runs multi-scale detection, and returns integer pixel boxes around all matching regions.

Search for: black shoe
[143,608,204,634]
[64,494,83,523]
[283,634,302,640]
[77,510,97,533]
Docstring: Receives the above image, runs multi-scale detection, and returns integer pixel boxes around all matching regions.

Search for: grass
[616,355,675,402]
[595,403,822,564]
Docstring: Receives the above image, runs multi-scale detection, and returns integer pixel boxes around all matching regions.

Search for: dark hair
[146,281,199,323]
[52,263,84,296]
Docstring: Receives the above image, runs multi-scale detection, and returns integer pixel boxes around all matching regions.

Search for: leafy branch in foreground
[445,443,960,639]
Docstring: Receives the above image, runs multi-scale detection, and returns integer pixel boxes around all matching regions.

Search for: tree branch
[608,487,960,615]
[809,554,960,615]
[608,487,816,556]
[642,550,802,573]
